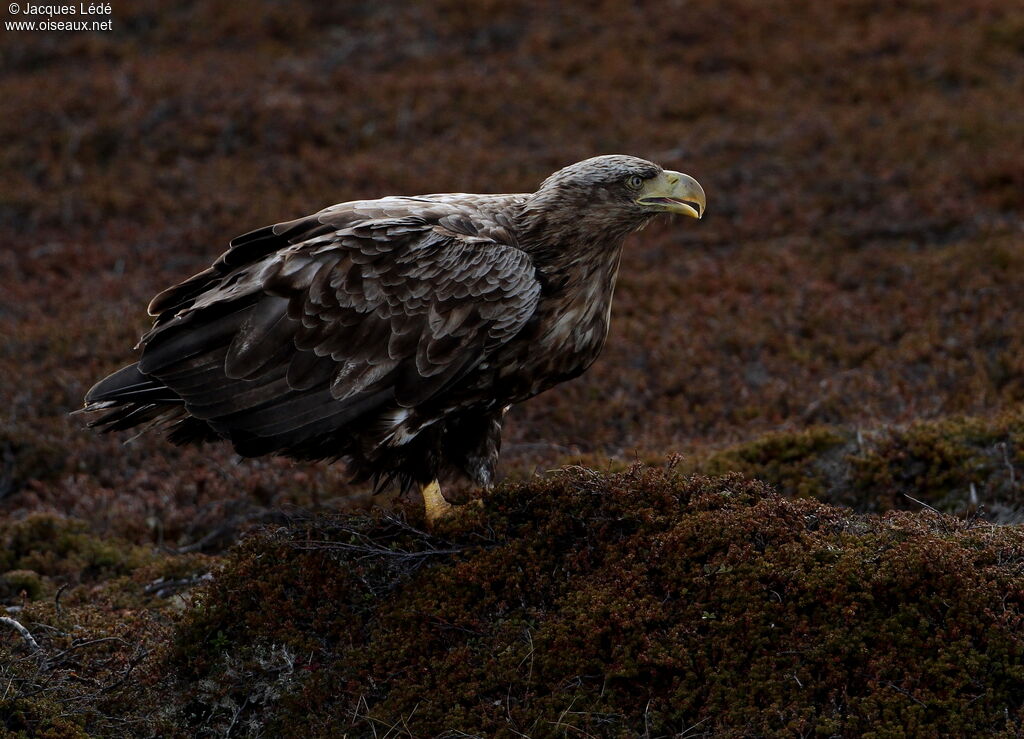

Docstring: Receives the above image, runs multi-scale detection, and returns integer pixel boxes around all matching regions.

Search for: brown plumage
[83,155,705,520]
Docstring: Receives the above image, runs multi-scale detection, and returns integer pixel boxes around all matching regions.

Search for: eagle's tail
[81,363,196,440]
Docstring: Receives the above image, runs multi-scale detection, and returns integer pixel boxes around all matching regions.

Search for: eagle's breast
[485,244,622,403]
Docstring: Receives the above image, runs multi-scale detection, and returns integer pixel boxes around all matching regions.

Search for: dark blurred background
[1,0,1023,545]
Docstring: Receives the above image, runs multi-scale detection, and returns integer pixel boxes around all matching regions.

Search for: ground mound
[115,467,1024,736]
[5,462,1024,736]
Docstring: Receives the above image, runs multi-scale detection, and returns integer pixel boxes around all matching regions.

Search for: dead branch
[175,509,289,553]
[290,539,468,561]
[144,572,213,598]
[54,583,69,620]
[0,615,41,652]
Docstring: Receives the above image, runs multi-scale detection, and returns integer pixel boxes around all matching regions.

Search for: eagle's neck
[513,197,643,378]
[515,189,644,284]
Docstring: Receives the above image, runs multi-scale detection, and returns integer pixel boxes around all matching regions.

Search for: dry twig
[0,616,41,652]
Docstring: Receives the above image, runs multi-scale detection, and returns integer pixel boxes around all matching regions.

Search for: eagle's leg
[421,479,453,525]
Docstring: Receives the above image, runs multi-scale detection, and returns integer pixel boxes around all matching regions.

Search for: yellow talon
[421,479,453,526]
[420,479,484,526]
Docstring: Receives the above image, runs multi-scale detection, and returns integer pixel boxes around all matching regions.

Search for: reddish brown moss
[152,467,1024,736]
[0,698,90,739]
[0,426,66,498]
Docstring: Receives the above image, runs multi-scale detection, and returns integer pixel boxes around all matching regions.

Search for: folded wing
[88,196,540,458]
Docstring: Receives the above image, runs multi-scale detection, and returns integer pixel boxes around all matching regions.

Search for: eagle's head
[533,155,706,232]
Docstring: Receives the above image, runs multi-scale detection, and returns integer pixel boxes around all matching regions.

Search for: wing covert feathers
[92,194,541,463]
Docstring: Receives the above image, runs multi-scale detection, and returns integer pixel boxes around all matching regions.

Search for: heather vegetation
[1,0,1023,735]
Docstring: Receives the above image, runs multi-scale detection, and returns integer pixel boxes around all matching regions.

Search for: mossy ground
[5,464,1024,736]
[9,467,1018,737]
[3,0,1024,735]
[0,515,210,737]
[689,408,1024,519]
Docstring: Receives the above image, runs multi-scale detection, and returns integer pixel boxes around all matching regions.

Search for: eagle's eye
[625,175,644,190]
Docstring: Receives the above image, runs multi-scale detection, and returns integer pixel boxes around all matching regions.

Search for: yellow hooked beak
[635,170,706,219]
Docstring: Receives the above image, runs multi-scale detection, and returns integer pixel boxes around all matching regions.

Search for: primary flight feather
[83,155,705,522]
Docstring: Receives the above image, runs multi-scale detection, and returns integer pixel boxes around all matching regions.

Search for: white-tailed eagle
[83,155,705,522]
